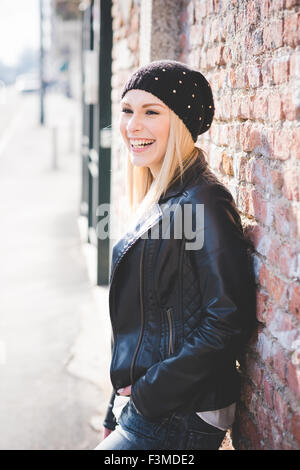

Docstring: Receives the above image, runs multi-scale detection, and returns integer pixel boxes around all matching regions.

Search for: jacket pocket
[165,307,175,356]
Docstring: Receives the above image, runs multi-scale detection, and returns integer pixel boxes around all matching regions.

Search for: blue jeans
[94,399,227,450]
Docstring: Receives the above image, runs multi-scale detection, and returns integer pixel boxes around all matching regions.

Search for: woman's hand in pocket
[117,385,132,396]
[103,427,113,440]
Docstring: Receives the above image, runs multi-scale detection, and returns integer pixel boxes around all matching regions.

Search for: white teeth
[130,139,155,147]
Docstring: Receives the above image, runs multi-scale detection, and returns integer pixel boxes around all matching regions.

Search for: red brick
[245,30,264,57]
[238,409,262,450]
[263,19,284,49]
[253,92,268,120]
[232,93,243,119]
[262,373,274,409]
[247,64,263,88]
[246,354,264,388]
[246,0,259,24]
[240,380,257,413]
[287,361,300,397]
[261,0,270,18]
[256,327,274,367]
[248,188,273,225]
[222,152,234,176]
[282,90,300,121]
[274,200,299,238]
[291,344,300,367]
[269,311,299,352]
[291,411,300,448]
[129,9,139,34]
[209,147,223,172]
[273,390,292,432]
[219,94,232,120]
[127,32,138,52]
[186,0,195,25]
[277,242,298,278]
[250,224,267,257]
[236,65,249,89]
[225,123,237,148]
[190,24,200,47]
[290,51,300,79]
[268,416,292,450]
[194,0,208,21]
[264,128,275,158]
[268,92,284,121]
[283,12,300,47]
[290,127,300,160]
[269,0,285,12]
[256,402,271,440]
[286,0,299,7]
[219,125,229,146]
[210,17,220,42]
[247,158,283,195]
[273,341,288,384]
[267,236,281,267]
[273,56,290,85]
[289,282,300,318]
[240,123,261,152]
[282,168,300,201]
[240,94,252,119]
[261,57,273,86]
[274,128,292,160]
[270,168,284,194]
[256,290,269,322]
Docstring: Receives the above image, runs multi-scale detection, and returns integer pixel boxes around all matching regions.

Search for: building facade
[80,0,300,450]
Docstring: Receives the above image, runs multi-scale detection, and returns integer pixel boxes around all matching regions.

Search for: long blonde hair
[125,108,215,226]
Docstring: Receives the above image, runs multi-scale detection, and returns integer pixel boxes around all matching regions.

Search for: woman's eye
[121,108,158,115]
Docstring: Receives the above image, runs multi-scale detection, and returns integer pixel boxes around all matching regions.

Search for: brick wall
[179,0,300,450]
[111,0,300,449]
[110,0,141,253]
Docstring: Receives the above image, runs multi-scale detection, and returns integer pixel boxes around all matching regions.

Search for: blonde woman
[94,60,256,450]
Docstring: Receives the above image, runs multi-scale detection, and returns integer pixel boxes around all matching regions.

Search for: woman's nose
[127,113,143,133]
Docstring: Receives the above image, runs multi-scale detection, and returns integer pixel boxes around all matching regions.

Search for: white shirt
[112,395,235,431]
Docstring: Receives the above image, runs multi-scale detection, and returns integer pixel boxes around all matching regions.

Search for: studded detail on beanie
[121,60,215,142]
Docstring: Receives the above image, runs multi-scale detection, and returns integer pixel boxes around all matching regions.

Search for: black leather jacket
[104,159,256,430]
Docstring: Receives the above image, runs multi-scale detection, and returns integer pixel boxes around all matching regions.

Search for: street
[0,88,111,450]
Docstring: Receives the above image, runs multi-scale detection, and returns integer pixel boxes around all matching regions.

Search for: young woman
[94,60,256,450]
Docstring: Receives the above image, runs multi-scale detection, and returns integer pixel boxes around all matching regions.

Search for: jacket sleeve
[131,184,256,419]
[103,331,117,430]
[103,389,117,430]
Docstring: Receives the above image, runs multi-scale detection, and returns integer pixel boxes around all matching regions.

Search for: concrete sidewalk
[0,90,111,450]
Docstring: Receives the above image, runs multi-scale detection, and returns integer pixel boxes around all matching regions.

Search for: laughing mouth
[130,139,156,149]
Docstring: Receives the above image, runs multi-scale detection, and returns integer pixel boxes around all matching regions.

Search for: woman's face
[119,89,170,178]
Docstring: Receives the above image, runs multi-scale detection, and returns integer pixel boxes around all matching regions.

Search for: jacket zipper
[166,307,174,356]
[130,238,146,385]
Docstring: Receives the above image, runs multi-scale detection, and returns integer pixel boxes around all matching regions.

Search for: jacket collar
[158,158,203,203]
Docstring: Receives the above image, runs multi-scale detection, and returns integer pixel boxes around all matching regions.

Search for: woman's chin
[130,155,151,167]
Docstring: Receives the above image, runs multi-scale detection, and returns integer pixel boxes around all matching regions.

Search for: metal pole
[39,0,45,125]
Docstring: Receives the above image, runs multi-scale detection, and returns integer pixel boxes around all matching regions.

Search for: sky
[0,0,39,66]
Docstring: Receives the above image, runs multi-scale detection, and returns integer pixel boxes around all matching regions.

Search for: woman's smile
[129,139,156,153]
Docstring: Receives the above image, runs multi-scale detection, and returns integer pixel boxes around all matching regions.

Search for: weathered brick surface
[111,0,300,450]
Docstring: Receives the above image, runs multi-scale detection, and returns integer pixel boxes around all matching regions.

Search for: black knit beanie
[121,60,215,142]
